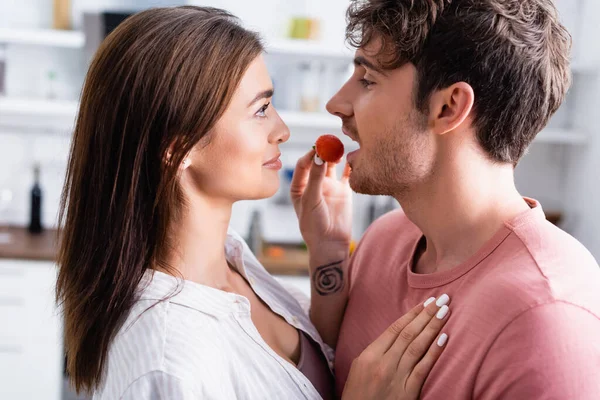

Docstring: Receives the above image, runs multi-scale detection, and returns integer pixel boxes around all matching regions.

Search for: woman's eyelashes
[256,102,271,118]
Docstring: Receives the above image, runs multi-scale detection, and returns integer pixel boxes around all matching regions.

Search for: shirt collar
[138,230,252,319]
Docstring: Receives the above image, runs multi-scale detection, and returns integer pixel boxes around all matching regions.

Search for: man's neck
[397,157,530,275]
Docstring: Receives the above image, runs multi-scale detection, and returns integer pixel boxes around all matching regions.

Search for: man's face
[326,38,436,197]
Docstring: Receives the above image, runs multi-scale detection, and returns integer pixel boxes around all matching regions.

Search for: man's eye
[360,78,374,88]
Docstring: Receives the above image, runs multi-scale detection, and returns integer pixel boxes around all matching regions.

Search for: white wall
[564,71,600,254]
[560,0,600,258]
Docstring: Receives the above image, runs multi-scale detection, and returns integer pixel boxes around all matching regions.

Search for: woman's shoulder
[97,298,224,398]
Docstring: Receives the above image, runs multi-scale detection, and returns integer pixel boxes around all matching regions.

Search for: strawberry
[315,134,345,163]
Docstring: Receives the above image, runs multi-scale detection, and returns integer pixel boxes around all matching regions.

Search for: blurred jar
[275,167,295,205]
[0,44,6,96]
[0,188,13,241]
[289,17,320,40]
[53,0,71,30]
[299,61,321,112]
[288,0,320,40]
[46,70,58,99]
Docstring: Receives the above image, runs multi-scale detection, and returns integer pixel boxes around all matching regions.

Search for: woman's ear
[180,158,191,170]
[165,146,191,171]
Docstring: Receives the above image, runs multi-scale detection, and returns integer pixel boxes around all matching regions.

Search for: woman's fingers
[341,296,452,400]
[341,162,351,184]
[290,149,328,211]
[290,149,315,211]
[384,294,450,364]
[396,300,450,373]
[326,161,337,178]
[403,332,449,396]
[290,149,316,195]
[364,302,424,356]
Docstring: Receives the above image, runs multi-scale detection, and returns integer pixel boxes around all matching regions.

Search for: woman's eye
[360,78,374,88]
[256,102,270,118]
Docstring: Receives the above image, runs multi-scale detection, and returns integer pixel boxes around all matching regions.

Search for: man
[291,0,600,398]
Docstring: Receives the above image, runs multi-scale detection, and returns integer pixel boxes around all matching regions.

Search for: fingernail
[437,333,448,347]
[436,305,449,319]
[436,294,450,307]
[314,155,324,166]
[424,297,436,307]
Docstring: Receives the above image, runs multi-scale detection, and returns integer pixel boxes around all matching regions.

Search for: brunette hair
[56,6,263,393]
[346,0,572,164]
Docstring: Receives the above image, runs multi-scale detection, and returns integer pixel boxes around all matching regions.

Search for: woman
[56,6,448,399]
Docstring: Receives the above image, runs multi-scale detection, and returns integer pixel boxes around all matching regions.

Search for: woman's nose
[271,112,291,144]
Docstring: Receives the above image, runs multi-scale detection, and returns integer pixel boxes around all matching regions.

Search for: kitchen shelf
[279,111,341,130]
[0,28,85,48]
[0,97,78,132]
[266,38,352,61]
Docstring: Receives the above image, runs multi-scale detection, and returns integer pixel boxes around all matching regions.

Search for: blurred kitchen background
[0,0,598,399]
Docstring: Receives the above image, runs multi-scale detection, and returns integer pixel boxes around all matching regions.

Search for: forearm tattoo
[313,260,345,296]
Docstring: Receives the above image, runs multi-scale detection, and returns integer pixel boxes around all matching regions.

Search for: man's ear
[428,82,474,136]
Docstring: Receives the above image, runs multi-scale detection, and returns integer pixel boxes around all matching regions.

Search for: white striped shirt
[92,229,334,400]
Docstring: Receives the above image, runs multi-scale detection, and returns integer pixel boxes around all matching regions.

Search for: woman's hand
[290,149,353,252]
[342,295,451,400]
[290,149,354,347]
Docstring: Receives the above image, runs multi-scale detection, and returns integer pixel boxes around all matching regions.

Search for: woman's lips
[263,154,282,170]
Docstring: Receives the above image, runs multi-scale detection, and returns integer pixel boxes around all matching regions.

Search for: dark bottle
[247,210,263,256]
[28,164,43,234]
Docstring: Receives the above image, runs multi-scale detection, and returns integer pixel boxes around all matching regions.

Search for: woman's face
[183,55,290,202]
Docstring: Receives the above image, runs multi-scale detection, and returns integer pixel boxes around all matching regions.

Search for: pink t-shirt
[335,199,600,398]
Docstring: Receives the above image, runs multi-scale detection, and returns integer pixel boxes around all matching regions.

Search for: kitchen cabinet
[0,259,63,400]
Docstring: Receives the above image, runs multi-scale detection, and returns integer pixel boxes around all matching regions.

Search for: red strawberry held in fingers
[315,134,345,163]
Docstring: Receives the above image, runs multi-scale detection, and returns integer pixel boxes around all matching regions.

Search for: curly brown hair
[346,0,572,164]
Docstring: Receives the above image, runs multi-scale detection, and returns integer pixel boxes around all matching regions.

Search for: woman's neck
[165,193,235,288]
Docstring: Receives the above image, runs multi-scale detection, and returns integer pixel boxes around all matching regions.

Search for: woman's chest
[204,314,320,399]
[244,287,301,365]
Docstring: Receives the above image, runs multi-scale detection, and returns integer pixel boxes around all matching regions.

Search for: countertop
[0,226,58,261]
[0,226,309,275]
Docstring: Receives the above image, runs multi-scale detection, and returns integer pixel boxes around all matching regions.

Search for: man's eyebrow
[354,56,386,75]
[248,89,274,107]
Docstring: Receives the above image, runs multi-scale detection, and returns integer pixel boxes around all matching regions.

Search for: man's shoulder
[508,213,596,264]
[471,299,600,399]
[501,216,600,301]
[466,218,600,324]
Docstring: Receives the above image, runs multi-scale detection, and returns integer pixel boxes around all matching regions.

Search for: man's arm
[474,301,600,399]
